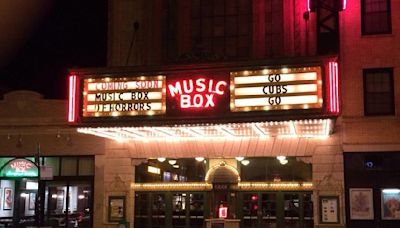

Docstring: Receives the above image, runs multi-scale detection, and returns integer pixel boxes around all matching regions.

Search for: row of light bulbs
[156,156,288,166]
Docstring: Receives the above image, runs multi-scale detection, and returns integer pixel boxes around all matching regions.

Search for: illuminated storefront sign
[167,78,228,109]
[230,67,323,112]
[0,159,38,177]
[82,75,166,117]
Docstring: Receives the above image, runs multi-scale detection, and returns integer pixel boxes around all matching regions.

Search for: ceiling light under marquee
[168,159,177,165]
[77,118,334,142]
[241,160,250,166]
[235,157,245,161]
[157,157,166,162]
[195,157,205,162]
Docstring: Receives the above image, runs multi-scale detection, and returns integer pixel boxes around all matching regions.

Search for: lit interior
[77,118,334,142]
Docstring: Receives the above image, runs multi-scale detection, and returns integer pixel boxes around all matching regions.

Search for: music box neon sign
[168,78,227,109]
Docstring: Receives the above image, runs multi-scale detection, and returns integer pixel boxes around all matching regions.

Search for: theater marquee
[81,75,166,117]
[230,67,323,112]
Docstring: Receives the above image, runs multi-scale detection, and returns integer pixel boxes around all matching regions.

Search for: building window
[190,0,251,59]
[363,68,394,116]
[361,0,391,35]
[265,0,283,57]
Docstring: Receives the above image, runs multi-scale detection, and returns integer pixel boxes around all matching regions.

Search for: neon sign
[218,205,228,218]
[0,159,38,178]
[167,78,227,109]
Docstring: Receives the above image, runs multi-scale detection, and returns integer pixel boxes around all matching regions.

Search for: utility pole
[35,143,43,227]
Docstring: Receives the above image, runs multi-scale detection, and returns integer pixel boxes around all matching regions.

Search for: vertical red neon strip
[334,62,339,113]
[68,75,77,123]
[328,61,339,114]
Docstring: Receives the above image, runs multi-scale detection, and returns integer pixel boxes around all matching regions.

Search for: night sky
[0,1,107,99]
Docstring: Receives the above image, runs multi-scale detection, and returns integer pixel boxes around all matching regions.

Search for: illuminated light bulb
[95,113,100,117]
[281,68,289,73]
[105,77,111,82]
[20,193,29,198]
[241,160,250,166]
[303,104,309,109]
[195,157,205,162]
[140,76,145,80]
[235,157,245,161]
[173,164,179,169]
[157,157,166,162]
[78,194,85,199]
[88,78,93,82]
[168,159,177,165]
[263,69,269,74]
[276,156,286,161]
[52,194,58,199]
[280,159,288,165]
[243,71,249,75]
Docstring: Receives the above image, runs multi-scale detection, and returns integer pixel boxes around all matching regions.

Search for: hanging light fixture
[157,157,166,162]
[235,157,245,161]
[241,160,250,166]
[168,159,177,165]
[195,157,205,162]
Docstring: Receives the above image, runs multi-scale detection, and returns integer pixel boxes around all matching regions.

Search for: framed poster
[349,188,374,220]
[381,189,400,220]
[319,196,339,224]
[3,188,13,210]
[108,196,125,222]
[29,193,36,210]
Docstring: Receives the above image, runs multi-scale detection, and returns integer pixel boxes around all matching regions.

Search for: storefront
[69,57,343,227]
[0,156,94,227]
[344,152,400,228]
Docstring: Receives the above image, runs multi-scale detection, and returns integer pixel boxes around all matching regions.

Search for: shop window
[240,157,312,182]
[61,157,78,176]
[361,0,391,35]
[135,158,207,183]
[78,157,94,176]
[44,157,60,176]
[363,68,394,116]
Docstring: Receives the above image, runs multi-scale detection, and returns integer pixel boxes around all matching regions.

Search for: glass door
[67,181,92,227]
[44,180,92,227]
[239,192,313,228]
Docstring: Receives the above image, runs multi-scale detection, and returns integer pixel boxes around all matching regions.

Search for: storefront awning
[77,118,334,142]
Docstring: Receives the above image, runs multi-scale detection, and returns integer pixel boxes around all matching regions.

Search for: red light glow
[68,75,77,123]
[218,206,228,218]
[342,0,346,10]
[328,62,339,114]
[168,78,227,109]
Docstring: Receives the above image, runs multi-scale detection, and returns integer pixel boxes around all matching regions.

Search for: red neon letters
[168,78,227,109]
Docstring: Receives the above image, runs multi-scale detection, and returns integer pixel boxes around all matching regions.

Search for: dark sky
[0,1,107,99]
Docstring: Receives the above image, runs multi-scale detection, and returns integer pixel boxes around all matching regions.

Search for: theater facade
[67,56,343,228]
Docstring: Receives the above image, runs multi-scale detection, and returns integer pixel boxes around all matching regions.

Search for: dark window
[363,68,394,116]
[361,0,391,35]
[265,0,284,57]
[190,0,251,59]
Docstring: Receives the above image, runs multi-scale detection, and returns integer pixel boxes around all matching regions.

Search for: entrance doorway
[238,191,313,228]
